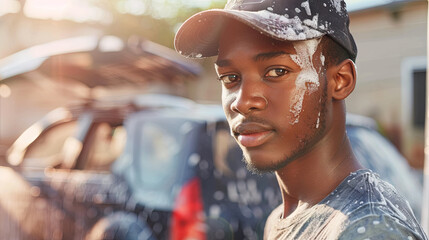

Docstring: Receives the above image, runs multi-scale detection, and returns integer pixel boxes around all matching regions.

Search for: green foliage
[100,0,227,48]
[10,0,226,49]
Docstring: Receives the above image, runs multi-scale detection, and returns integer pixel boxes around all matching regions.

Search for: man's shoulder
[338,214,427,240]
[333,170,427,239]
[333,170,415,220]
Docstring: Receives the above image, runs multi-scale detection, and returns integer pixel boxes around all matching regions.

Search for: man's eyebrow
[254,51,291,62]
[215,51,290,67]
[214,59,231,67]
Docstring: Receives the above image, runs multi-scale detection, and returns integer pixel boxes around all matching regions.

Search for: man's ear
[331,59,357,100]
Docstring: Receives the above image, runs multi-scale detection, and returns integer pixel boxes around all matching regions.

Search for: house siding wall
[347,1,427,166]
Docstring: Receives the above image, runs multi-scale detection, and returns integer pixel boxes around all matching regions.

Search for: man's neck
[275,132,362,219]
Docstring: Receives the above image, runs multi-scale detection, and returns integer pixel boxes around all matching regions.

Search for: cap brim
[174,9,326,59]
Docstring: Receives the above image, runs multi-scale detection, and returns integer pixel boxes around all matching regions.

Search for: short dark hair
[320,36,356,66]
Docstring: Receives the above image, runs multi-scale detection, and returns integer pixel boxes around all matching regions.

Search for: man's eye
[218,74,240,84]
[265,68,288,77]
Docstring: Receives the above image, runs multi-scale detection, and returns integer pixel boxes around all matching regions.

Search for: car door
[0,117,83,239]
[0,112,128,239]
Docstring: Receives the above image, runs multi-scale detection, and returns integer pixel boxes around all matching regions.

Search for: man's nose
[230,77,268,115]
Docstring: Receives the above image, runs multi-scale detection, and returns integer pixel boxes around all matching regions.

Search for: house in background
[346,0,427,169]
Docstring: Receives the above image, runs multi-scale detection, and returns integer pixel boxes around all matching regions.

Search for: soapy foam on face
[289,39,321,124]
[316,112,321,128]
[320,54,325,66]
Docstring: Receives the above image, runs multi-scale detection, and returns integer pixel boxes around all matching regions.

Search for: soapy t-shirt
[265,169,427,240]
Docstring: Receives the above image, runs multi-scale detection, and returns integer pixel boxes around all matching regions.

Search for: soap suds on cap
[301,1,311,16]
[256,10,323,42]
[303,14,319,30]
[330,0,343,14]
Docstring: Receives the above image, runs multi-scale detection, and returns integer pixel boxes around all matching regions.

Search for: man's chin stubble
[242,151,302,175]
[241,118,327,175]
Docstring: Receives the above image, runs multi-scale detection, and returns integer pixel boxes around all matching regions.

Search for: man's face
[215,21,330,173]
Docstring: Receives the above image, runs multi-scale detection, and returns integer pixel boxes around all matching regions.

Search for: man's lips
[233,122,274,148]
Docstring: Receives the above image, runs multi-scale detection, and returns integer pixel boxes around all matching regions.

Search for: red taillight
[171,177,206,240]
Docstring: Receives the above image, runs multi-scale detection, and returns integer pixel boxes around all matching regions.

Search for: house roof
[346,0,421,12]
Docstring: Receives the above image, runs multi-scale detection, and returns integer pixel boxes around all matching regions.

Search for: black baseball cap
[174,0,357,60]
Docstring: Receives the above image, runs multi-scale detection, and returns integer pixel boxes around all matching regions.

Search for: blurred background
[0,0,427,168]
[0,0,427,238]
[0,0,427,171]
[0,0,224,155]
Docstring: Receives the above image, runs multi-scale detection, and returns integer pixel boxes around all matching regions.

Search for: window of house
[413,70,426,128]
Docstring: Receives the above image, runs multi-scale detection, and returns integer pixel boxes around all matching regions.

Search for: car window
[23,121,78,168]
[128,117,200,210]
[213,128,235,177]
[212,125,282,207]
[84,123,126,171]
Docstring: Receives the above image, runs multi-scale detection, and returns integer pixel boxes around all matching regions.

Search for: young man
[175,0,427,239]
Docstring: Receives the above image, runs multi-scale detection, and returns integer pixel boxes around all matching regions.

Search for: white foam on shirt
[357,226,366,234]
[289,39,321,124]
